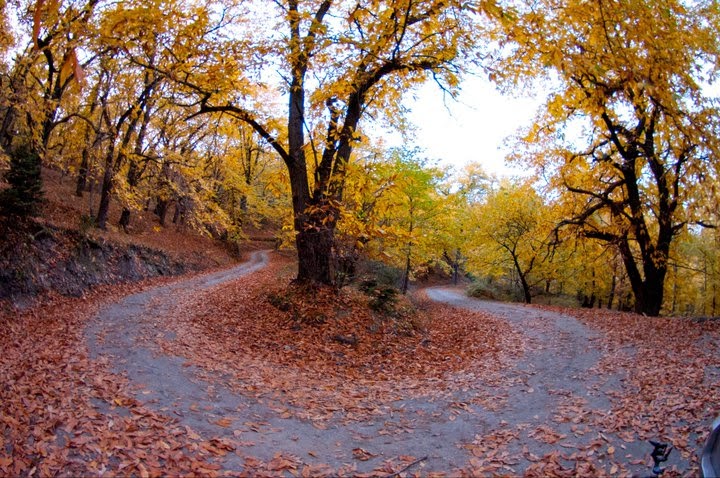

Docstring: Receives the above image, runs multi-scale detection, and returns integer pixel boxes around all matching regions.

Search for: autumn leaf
[352,448,377,461]
[213,418,233,428]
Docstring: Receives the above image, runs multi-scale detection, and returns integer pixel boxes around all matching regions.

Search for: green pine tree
[1,144,43,217]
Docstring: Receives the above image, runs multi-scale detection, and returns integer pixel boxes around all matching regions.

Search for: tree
[335,146,446,290]
[1,0,100,217]
[0,143,42,217]
[384,147,445,293]
[500,0,720,315]
[159,0,487,285]
[437,162,496,284]
[467,181,549,304]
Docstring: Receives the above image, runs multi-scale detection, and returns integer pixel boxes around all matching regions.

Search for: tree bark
[402,246,412,294]
[155,198,169,226]
[95,143,116,229]
[76,147,90,197]
[607,272,616,310]
[295,225,334,284]
[617,236,666,316]
[119,109,150,231]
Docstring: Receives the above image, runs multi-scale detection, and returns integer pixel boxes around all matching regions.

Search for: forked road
[85,256,684,475]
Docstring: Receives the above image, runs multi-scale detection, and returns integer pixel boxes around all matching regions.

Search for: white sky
[390,75,544,177]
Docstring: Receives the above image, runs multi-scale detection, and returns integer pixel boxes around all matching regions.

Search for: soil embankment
[0,223,194,303]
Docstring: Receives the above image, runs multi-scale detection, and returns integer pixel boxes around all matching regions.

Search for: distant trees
[467,183,549,304]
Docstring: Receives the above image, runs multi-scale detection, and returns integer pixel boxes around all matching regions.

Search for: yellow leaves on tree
[497,0,720,316]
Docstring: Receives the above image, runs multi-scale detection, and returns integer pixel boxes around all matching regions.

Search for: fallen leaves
[353,447,378,461]
[538,304,720,475]
[153,258,524,427]
[529,424,567,445]
[0,287,216,477]
[4,247,719,477]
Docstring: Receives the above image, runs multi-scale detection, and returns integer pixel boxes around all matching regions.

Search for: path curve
[84,254,481,474]
[425,287,688,474]
[85,251,275,470]
[84,261,684,475]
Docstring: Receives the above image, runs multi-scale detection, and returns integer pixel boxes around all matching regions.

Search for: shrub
[356,259,403,288]
[466,277,523,302]
[359,278,399,314]
[466,281,497,300]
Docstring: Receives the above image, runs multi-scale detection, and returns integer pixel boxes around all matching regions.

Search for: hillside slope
[0,168,248,306]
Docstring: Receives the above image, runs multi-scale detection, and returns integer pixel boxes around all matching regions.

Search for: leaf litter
[2,252,720,476]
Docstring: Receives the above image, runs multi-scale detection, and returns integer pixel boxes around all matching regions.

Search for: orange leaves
[352,447,377,461]
[199,438,236,457]
[269,452,300,471]
[0,456,13,472]
[59,49,85,87]
[32,0,60,49]
[529,424,567,445]
[213,417,233,428]
[0,288,216,476]
[31,0,86,90]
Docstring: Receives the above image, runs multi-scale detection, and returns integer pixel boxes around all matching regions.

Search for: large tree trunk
[637,267,667,316]
[618,237,667,316]
[519,273,532,304]
[295,225,334,285]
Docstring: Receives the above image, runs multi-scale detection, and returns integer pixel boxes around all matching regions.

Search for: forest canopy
[1,0,719,316]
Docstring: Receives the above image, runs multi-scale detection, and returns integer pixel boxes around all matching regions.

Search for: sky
[391,75,545,178]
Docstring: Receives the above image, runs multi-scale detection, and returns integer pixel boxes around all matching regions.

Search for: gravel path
[426,287,688,475]
[85,259,680,475]
[85,254,478,474]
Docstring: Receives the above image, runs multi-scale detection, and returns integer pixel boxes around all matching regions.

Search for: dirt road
[426,287,689,475]
[85,259,683,476]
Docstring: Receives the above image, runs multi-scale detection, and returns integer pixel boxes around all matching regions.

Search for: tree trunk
[118,209,131,230]
[96,145,116,229]
[452,249,460,285]
[118,161,140,231]
[511,254,532,304]
[295,225,334,284]
[155,198,169,226]
[401,246,412,294]
[607,272,617,310]
[75,85,102,198]
[639,269,666,316]
[519,274,532,304]
[0,105,16,152]
[76,147,90,197]
[119,104,151,232]
[618,237,666,316]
